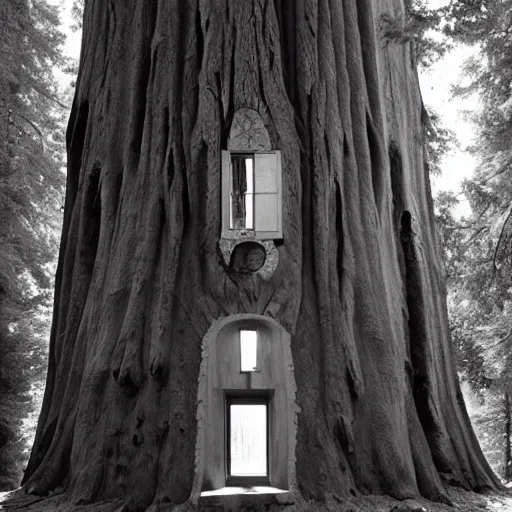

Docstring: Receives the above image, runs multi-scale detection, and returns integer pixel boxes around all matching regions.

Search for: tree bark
[505,391,511,482]
[23,0,500,510]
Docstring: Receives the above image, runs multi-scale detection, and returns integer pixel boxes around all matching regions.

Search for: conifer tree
[436,0,512,481]
[0,0,65,489]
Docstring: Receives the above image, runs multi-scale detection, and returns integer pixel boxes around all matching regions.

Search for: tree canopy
[0,0,65,489]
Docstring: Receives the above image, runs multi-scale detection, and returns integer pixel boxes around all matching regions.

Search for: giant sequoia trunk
[23,0,500,510]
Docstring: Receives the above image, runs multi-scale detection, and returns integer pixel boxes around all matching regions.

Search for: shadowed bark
[22,0,500,510]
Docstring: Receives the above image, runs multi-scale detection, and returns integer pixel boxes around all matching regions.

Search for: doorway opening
[193,314,297,498]
[226,397,269,486]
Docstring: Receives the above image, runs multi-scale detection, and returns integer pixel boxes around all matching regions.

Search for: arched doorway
[191,314,297,497]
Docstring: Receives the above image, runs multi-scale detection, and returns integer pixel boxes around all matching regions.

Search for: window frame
[225,393,270,487]
[221,150,282,240]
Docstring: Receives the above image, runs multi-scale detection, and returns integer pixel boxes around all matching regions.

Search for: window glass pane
[245,158,254,193]
[230,404,267,476]
[230,155,254,229]
[245,158,253,229]
[240,330,257,372]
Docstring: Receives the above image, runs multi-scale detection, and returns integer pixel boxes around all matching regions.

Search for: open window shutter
[254,152,282,237]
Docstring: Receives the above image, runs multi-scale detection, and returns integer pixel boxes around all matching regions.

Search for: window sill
[221,230,283,241]
[200,486,287,497]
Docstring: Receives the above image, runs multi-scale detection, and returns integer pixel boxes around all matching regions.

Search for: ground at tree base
[1,487,512,512]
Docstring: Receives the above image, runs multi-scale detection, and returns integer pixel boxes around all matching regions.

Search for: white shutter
[254,152,282,238]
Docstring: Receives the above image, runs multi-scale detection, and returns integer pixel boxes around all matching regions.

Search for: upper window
[240,329,258,372]
[222,151,282,240]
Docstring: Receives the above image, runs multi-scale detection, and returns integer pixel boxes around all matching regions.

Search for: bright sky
[421,0,480,219]
[49,1,81,89]
[419,46,479,218]
[63,19,82,59]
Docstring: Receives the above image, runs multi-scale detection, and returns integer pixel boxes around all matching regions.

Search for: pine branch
[14,112,45,151]
[33,85,68,110]
[493,204,512,273]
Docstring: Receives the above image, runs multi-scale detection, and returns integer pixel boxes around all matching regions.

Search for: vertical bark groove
[505,392,512,481]
[366,111,384,212]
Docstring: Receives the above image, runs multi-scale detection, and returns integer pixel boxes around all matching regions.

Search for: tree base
[2,487,512,512]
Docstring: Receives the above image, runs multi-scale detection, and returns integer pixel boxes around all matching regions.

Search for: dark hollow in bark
[23,0,500,510]
[505,392,512,482]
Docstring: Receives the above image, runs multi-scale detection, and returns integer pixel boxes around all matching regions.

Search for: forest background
[1,0,511,491]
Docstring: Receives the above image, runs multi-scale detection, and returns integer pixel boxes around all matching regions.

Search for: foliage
[425,0,512,482]
[0,0,66,490]
[436,174,512,481]
[443,0,512,276]
[436,191,512,479]
[70,0,84,32]
[379,0,452,68]
[423,108,457,176]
